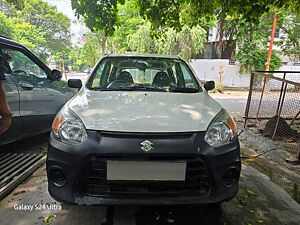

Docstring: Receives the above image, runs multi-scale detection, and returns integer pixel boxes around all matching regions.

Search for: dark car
[47,54,240,205]
[0,36,76,146]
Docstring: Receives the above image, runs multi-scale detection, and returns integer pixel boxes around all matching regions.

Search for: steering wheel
[13,70,28,76]
[107,80,132,89]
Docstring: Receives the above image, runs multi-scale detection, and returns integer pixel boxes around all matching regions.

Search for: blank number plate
[107,161,186,181]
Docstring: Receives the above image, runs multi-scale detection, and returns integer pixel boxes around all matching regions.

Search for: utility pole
[257,11,278,118]
[265,11,278,71]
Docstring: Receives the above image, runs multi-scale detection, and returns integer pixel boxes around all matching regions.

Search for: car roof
[104,53,181,60]
[0,36,24,48]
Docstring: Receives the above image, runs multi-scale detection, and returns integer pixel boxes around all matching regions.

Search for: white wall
[189,59,300,88]
[189,59,250,87]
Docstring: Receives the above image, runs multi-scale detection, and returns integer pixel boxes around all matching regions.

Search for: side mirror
[50,69,62,80]
[204,81,215,91]
[68,79,82,89]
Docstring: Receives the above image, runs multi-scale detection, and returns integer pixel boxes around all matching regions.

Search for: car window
[1,48,48,79]
[181,63,198,89]
[88,57,200,93]
[92,61,105,87]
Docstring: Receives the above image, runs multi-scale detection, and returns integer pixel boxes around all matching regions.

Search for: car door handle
[19,81,34,90]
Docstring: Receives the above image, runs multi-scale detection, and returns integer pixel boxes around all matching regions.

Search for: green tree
[127,23,206,59]
[66,46,85,71]
[72,0,300,37]
[80,32,103,67]
[218,10,299,72]
[71,0,121,55]
[156,25,206,59]
[0,0,17,17]
[0,11,14,37]
[71,0,120,36]
[55,46,87,72]
[19,0,71,61]
[127,22,156,54]
[0,10,45,57]
[108,0,143,52]
[137,0,300,33]
[5,0,24,9]
[277,14,300,62]
[236,48,282,72]
[13,22,45,51]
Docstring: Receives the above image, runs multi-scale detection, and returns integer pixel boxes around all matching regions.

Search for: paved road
[62,72,88,83]
[210,92,248,118]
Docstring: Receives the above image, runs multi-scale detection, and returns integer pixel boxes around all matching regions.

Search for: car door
[1,46,71,136]
[0,73,22,145]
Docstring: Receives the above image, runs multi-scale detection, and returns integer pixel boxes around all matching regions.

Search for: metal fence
[244,71,300,142]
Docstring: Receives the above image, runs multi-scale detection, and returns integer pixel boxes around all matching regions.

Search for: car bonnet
[67,88,223,132]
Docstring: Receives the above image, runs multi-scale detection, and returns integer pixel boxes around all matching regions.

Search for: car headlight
[204,109,237,147]
[52,106,87,145]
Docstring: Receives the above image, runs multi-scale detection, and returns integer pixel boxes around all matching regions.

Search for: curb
[239,136,300,203]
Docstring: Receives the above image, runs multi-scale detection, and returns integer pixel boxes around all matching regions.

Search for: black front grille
[99,131,194,139]
[82,157,210,197]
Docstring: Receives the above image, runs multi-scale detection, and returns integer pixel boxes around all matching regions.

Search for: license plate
[107,161,186,181]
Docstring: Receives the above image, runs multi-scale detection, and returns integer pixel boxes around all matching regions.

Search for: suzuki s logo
[140,140,154,152]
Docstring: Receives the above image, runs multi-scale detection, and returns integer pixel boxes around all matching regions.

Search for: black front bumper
[47,131,241,205]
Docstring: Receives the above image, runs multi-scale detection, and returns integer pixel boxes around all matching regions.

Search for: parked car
[47,54,241,205]
[0,36,76,146]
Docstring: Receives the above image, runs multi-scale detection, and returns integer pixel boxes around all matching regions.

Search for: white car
[47,54,241,205]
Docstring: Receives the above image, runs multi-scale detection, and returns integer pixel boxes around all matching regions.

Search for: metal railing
[244,71,300,142]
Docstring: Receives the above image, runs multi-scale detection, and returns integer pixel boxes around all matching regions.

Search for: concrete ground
[0,160,299,225]
[1,134,300,225]
[1,90,300,225]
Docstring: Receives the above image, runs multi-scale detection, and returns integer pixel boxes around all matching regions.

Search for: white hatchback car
[47,54,241,205]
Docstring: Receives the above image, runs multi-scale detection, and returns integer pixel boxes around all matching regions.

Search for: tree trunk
[101,37,107,55]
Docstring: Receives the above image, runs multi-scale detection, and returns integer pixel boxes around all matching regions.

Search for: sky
[44,0,88,43]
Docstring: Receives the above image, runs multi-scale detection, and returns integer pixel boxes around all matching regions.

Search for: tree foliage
[71,0,123,36]
[236,49,282,73]
[277,14,300,62]
[5,0,23,9]
[157,25,206,59]
[19,0,71,61]
[0,11,45,52]
[137,0,300,32]
[0,11,14,37]
[127,23,156,54]
[71,0,300,36]
[0,0,17,16]
[80,32,103,67]
[1,0,298,72]
[219,10,299,72]
[13,22,45,50]
[127,22,206,59]
[108,0,143,52]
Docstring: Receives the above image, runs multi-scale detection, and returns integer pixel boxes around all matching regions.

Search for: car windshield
[87,57,201,93]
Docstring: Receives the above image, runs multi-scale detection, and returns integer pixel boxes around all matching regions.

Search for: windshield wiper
[128,86,166,92]
[171,87,199,93]
[89,87,108,91]
[90,86,166,92]
[104,86,166,92]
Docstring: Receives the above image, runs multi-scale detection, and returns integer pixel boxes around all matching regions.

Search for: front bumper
[47,131,241,205]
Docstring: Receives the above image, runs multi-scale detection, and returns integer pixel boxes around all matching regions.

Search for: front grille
[99,131,194,139]
[82,157,210,197]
